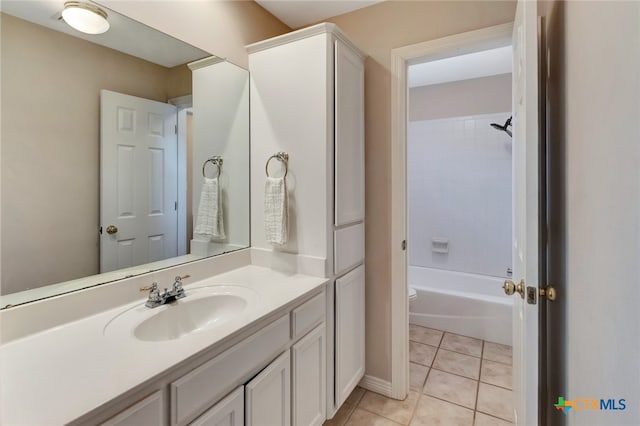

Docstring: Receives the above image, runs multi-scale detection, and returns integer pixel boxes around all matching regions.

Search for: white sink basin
[104,285,258,342]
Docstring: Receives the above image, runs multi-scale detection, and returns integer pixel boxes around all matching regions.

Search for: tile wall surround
[407,112,513,278]
[325,325,513,426]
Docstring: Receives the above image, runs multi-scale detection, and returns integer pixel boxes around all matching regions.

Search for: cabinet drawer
[171,314,290,426]
[291,291,325,340]
[101,390,164,426]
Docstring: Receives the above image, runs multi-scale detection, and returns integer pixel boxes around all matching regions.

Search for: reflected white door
[511,1,539,425]
[100,90,178,273]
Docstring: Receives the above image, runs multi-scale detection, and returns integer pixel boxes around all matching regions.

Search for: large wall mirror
[0,1,250,307]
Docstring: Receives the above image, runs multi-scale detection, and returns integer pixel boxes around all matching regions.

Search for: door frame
[389,23,514,400]
[169,95,193,257]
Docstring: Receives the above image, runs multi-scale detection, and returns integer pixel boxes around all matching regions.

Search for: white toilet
[408,286,417,302]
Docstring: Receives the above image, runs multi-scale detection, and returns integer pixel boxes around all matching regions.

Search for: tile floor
[324,325,513,426]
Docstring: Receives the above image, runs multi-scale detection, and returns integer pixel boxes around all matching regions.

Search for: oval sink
[135,294,247,341]
[104,285,258,342]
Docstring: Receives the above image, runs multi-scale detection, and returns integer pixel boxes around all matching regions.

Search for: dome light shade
[61,2,109,35]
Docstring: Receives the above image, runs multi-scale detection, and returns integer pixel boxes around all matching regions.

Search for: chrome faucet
[142,276,188,308]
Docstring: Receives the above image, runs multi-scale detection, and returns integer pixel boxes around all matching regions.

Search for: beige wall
[319,0,516,381]
[102,1,291,69]
[409,73,511,121]
[1,13,176,294]
[167,64,194,99]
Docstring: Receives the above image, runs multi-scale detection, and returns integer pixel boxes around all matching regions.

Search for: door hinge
[175,124,178,135]
[174,201,178,211]
[401,240,407,251]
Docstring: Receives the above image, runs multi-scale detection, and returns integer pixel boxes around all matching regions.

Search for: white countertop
[0,265,328,425]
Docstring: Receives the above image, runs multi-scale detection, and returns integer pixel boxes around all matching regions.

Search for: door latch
[539,286,557,302]
[526,286,557,304]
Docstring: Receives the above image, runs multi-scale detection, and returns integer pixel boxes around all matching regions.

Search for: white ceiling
[1,0,210,68]
[255,0,384,29]
[408,46,513,88]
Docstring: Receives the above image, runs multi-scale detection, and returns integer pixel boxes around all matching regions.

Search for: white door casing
[100,90,178,273]
[511,1,539,424]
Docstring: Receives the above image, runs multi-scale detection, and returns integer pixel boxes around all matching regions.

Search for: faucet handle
[173,276,185,293]
[147,283,162,303]
[174,275,190,289]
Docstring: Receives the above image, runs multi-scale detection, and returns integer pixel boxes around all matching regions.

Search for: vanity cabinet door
[101,390,164,426]
[245,351,291,426]
[292,324,326,426]
[334,38,365,227]
[335,265,365,408]
[189,386,243,426]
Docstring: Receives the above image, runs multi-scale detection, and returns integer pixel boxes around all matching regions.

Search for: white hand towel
[264,176,288,246]
[194,177,225,241]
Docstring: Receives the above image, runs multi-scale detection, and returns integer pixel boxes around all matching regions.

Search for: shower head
[490,116,513,138]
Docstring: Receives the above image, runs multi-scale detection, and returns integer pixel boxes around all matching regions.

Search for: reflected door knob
[503,279,525,298]
[106,225,118,235]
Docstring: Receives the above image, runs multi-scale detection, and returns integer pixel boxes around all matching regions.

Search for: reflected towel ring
[202,156,223,178]
[265,152,289,178]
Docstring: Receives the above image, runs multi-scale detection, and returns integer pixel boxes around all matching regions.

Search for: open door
[508,1,541,425]
[100,90,178,273]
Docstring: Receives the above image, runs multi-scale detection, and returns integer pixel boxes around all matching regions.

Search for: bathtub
[409,266,513,345]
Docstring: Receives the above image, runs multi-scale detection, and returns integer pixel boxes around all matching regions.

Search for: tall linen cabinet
[247,23,365,419]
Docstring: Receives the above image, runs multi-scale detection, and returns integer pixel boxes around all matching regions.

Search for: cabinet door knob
[106,225,118,235]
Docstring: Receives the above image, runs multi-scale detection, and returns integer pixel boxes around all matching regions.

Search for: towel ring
[265,152,289,178]
[202,156,223,178]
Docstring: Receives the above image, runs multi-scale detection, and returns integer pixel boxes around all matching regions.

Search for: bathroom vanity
[0,263,328,425]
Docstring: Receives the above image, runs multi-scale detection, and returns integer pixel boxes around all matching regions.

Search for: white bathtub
[409,266,513,345]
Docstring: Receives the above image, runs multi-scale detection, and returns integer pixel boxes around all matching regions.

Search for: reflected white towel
[264,177,288,246]
[194,177,225,241]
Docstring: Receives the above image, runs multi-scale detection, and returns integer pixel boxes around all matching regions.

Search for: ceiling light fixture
[61,1,110,35]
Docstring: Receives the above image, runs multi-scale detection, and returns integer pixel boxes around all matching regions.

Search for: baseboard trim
[359,375,393,398]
